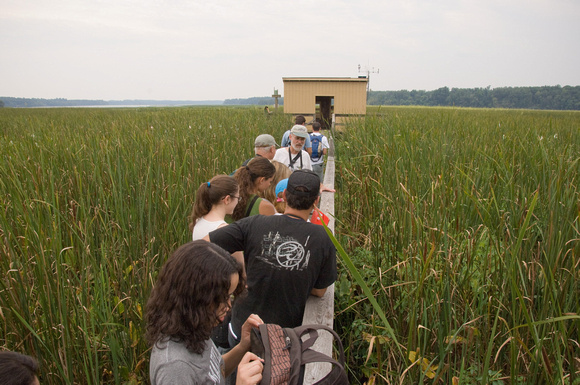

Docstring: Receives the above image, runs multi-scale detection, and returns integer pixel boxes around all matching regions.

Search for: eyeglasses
[230,195,242,202]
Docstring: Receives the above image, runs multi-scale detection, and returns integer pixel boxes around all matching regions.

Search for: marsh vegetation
[0,106,578,384]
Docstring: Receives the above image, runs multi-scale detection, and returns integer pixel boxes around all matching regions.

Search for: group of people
[275,115,330,182]
[147,117,336,384]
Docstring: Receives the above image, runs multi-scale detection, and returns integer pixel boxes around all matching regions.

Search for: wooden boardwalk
[302,133,336,384]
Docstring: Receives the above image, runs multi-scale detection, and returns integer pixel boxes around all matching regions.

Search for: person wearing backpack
[147,241,265,385]
[309,122,329,182]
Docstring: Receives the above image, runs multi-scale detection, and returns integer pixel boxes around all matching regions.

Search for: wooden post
[272,89,281,110]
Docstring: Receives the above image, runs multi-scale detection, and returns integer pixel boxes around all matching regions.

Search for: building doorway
[315,96,334,130]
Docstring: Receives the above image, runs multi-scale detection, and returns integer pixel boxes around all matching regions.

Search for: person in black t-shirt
[204,170,337,345]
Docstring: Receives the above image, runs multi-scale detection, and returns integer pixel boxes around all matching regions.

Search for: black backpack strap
[245,195,260,217]
[292,324,347,367]
[300,348,348,385]
[288,147,303,170]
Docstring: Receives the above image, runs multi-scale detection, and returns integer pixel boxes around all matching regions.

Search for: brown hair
[274,193,286,214]
[295,115,306,125]
[189,175,238,232]
[259,160,291,206]
[146,241,245,354]
[232,157,275,220]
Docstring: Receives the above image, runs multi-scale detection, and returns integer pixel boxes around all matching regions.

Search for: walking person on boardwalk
[309,121,329,182]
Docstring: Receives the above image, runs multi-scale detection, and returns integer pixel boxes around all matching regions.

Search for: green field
[1,106,578,384]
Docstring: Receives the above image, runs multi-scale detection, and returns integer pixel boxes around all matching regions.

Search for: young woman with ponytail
[189,175,240,241]
[230,157,276,221]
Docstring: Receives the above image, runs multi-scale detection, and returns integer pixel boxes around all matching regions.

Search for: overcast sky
[1,0,579,100]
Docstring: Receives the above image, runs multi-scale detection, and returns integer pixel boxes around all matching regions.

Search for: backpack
[250,323,348,385]
[309,134,324,162]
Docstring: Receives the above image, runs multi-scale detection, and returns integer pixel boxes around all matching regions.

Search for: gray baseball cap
[290,125,308,139]
[254,134,278,147]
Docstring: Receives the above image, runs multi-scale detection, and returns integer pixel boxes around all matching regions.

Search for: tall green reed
[335,107,579,384]
[0,106,290,384]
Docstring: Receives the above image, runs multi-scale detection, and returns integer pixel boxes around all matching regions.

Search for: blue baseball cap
[275,178,288,196]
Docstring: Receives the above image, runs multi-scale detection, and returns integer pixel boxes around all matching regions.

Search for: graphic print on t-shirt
[260,231,311,271]
[208,344,222,384]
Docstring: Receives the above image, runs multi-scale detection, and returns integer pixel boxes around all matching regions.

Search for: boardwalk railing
[302,131,336,384]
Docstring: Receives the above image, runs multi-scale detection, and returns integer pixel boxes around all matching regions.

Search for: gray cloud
[1,0,579,100]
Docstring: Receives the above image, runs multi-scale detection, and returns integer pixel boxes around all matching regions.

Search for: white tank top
[192,217,227,241]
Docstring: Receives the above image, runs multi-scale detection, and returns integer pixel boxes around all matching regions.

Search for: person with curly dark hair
[0,351,40,385]
[146,241,263,385]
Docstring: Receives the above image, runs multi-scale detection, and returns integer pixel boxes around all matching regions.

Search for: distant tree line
[2,86,579,110]
[367,85,580,110]
[0,97,109,108]
[223,96,283,106]
[0,97,221,108]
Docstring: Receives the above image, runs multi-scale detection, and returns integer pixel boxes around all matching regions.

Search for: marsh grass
[335,106,579,384]
[1,105,578,384]
[0,106,289,384]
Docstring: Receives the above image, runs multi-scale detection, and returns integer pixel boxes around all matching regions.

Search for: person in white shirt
[189,175,240,241]
[273,125,312,171]
[280,115,312,155]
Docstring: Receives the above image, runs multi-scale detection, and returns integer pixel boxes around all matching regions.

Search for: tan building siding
[283,78,368,115]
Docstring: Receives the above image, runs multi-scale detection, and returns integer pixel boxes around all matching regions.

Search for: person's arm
[203,233,245,276]
[320,184,335,193]
[204,221,245,253]
[222,314,263,376]
[281,131,290,148]
[305,135,313,155]
[321,136,329,156]
[310,236,338,298]
[258,199,277,216]
[310,287,327,297]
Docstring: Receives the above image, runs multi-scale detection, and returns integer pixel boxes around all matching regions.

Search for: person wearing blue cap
[274,178,288,213]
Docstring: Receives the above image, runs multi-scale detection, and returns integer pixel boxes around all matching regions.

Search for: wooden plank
[303,135,336,384]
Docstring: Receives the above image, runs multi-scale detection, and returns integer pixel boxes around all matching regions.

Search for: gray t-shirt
[150,338,225,385]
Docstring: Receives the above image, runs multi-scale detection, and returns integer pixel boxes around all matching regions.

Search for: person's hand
[320,183,335,193]
[239,314,263,351]
[236,352,263,385]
